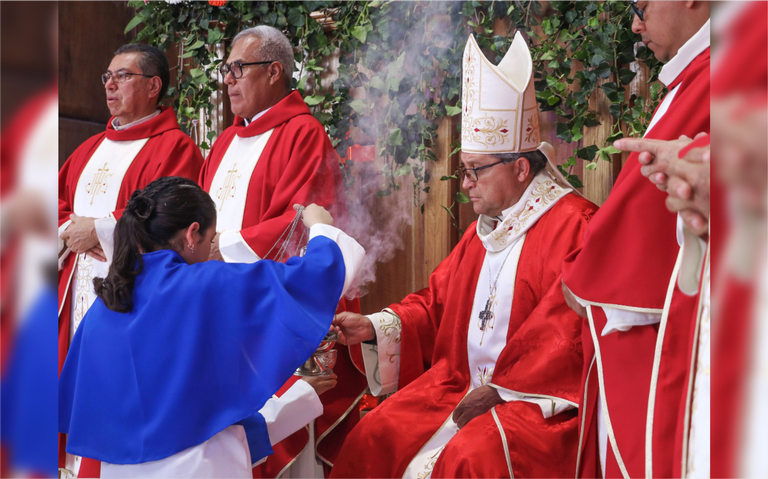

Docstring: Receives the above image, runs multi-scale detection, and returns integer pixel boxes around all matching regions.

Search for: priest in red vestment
[57,43,203,478]
[560,2,711,478]
[330,32,597,479]
[198,26,366,478]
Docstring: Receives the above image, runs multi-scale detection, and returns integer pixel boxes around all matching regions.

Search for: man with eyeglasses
[57,43,203,479]
[331,32,597,479]
[197,25,366,479]
[560,2,711,478]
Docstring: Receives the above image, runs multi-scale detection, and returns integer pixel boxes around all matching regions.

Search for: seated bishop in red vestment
[330,32,598,479]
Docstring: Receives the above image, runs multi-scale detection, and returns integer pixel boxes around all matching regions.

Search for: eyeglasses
[219,60,275,79]
[630,0,645,22]
[457,159,507,183]
[101,70,154,85]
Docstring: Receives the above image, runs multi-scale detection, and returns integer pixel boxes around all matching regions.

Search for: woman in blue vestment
[58,176,364,478]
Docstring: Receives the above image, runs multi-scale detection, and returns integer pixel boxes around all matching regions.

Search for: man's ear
[516,156,532,182]
[148,77,163,103]
[267,62,284,86]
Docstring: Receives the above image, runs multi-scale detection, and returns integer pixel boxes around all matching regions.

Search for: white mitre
[462,31,575,191]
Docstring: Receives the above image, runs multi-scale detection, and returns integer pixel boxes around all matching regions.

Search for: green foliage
[126,0,662,201]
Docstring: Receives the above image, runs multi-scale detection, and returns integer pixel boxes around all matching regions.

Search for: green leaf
[124,14,145,34]
[455,191,470,203]
[577,145,599,161]
[602,145,622,155]
[287,9,306,27]
[619,68,637,85]
[304,94,326,106]
[394,163,411,177]
[348,99,367,114]
[440,175,458,181]
[445,105,462,116]
[189,39,205,50]
[585,162,597,170]
[388,128,403,146]
[351,25,368,43]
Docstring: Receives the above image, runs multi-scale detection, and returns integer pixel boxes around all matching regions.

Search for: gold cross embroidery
[216,163,241,211]
[85,163,113,205]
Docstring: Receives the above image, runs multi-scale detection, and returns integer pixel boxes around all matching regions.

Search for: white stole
[209,130,274,233]
[69,137,148,339]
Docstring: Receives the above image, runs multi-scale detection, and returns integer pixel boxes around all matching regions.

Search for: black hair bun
[127,194,155,222]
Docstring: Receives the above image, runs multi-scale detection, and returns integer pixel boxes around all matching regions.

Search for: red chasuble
[561,50,710,479]
[199,90,366,475]
[57,106,203,473]
[331,194,597,479]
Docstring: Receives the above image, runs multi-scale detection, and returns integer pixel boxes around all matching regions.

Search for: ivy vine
[126,0,662,204]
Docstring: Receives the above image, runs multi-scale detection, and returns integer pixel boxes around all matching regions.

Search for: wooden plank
[59,117,106,167]
[59,1,137,124]
[583,76,616,206]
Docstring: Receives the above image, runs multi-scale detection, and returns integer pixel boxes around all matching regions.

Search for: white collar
[658,19,711,87]
[244,107,271,126]
[476,172,571,253]
[112,109,161,131]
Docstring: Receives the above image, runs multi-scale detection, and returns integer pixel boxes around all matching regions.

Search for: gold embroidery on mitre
[216,163,242,212]
[468,114,511,147]
[461,45,478,145]
[524,112,540,145]
[85,163,113,206]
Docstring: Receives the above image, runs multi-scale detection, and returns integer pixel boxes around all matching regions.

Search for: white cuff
[94,215,117,263]
[572,293,662,335]
[490,385,576,419]
[361,309,401,396]
[219,230,261,264]
[677,215,707,296]
[308,223,365,299]
[259,380,323,446]
[601,307,662,336]
[58,220,72,271]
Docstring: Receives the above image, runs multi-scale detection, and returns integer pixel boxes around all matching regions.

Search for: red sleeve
[389,228,478,388]
[240,122,345,258]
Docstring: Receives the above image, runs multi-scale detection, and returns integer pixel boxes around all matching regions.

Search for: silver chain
[264,205,307,262]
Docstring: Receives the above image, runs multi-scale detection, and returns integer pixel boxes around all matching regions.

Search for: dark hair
[496,150,548,176]
[114,43,171,104]
[94,177,216,313]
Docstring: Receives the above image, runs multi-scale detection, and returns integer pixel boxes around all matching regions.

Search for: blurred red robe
[562,48,710,478]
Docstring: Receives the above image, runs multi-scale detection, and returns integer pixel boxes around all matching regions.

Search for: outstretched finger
[613,137,667,154]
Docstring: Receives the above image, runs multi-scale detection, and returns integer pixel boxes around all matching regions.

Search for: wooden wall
[59,1,136,166]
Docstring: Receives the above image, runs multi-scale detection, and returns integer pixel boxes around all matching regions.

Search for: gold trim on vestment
[491,406,515,478]
[315,388,368,468]
[644,250,683,479]
[680,244,709,479]
[586,305,631,479]
[575,356,596,479]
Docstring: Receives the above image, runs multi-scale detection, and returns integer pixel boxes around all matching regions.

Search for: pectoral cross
[478,297,495,346]
[217,163,241,211]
